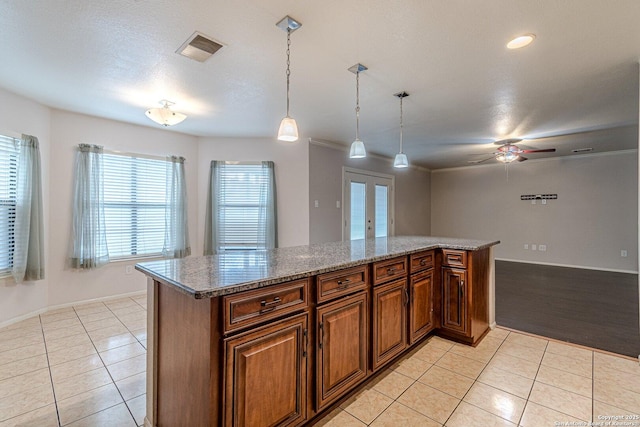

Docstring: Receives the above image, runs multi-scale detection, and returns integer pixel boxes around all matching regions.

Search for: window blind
[216,163,269,250]
[103,153,167,258]
[0,135,18,274]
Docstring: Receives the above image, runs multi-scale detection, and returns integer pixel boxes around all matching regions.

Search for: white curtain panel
[69,144,110,269]
[163,156,191,258]
[203,160,222,255]
[260,161,278,250]
[12,134,45,282]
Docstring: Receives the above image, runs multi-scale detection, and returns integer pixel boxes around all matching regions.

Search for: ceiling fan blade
[493,138,522,145]
[467,156,496,164]
[517,156,528,162]
[521,148,556,153]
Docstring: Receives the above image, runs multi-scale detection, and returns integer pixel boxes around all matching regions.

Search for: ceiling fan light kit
[393,91,409,168]
[276,15,301,142]
[145,100,187,126]
[349,63,368,159]
[507,33,536,49]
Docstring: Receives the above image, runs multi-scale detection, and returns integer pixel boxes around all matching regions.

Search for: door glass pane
[350,182,366,240]
[374,184,388,238]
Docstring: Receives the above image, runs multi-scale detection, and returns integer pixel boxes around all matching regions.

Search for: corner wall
[309,141,431,244]
[431,151,638,272]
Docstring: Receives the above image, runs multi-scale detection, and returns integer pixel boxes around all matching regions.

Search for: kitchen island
[136,236,499,427]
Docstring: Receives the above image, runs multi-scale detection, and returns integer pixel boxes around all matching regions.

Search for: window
[205,161,277,254]
[0,135,18,275]
[103,153,167,258]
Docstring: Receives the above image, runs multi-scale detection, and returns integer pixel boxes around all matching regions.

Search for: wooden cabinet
[224,313,308,427]
[150,245,493,427]
[372,278,408,370]
[409,269,434,344]
[439,248,490,345]
[442,267,467,334]
[316,292,368,410]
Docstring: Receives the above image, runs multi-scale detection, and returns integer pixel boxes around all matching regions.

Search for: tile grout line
[440,331,514,426]
[76,300,141,426]
[516,338,549,427]
[39,312,63,427]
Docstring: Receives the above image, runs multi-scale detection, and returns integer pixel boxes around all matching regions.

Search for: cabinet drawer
[317,265,368,303]
[223,279,309,333]
[410,251,434,273]
[373,256,408,286]
[442,249,467,268]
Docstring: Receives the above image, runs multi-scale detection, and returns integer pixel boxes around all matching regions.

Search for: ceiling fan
[470,138,556,164]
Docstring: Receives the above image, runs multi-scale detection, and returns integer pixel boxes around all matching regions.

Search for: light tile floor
[1,295,640,427]
[0,295,147,426]
[319,329,640,427]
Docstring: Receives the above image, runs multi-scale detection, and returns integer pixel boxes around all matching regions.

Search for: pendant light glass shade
[278,116,299,142]
[276,16,301,142]
[349,63,368,158]
[393,153,408,168]
[145,100,186,126]
[350,139,366,158]
[393,91,409,168]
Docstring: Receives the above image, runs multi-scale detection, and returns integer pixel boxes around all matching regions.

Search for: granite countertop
[135,236,499,299]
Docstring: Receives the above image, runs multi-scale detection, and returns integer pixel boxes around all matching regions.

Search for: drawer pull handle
[387,267,396,275]
[420,259,427,266]
[337,278,351,289]
[260,296,282,313]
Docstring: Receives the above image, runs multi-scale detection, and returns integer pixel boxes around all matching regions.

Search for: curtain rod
[102,149,179,162]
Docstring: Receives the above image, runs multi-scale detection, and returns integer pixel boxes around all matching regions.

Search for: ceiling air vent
[177,32,223,62]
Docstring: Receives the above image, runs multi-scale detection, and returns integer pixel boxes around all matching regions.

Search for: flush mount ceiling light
[393,91,409,168]
[349,63,368,158]
[145,100,186,126]
[276,15,302,142]
[507,34,536,49]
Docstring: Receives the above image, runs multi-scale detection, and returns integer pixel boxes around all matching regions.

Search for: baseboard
[489,321,497,329]
[495,257,638,275]
[144,416,153,427]
[0,290,146,329]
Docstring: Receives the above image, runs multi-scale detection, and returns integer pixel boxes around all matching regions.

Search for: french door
[343,169,394,240]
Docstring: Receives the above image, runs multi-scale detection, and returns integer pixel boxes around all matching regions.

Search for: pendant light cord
[285,28,291,117]
[355,71,360,140]
[399,96,404,153]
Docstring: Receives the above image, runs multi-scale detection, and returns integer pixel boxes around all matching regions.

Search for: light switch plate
[531,244,537,251]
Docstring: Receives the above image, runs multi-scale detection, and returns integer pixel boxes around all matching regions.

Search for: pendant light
[276,16,301,142]
[348,63,368,158]
[145,100,186,126]
[393,91,409,168]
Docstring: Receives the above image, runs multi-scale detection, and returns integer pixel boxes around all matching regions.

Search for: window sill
[109,254,166,264]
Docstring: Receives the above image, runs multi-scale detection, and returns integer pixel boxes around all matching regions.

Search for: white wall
[309,141,431,244]
[196,136,309,254]
[431,151,639,272]
[0,88,51,323]
[48,110,200,307]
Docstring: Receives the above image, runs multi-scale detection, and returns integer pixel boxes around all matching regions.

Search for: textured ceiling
[0,0,639,169]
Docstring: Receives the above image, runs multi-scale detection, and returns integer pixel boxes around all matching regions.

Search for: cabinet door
[442,268,468,334]
[316,292,368,410]
[409,269,434,344]
[372,278,408,371]
[224,313,308,427]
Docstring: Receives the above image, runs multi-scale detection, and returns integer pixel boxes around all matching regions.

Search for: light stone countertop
[135,236,499,299]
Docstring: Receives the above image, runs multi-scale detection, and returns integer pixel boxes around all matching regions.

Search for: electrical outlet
[621,250,628,258]
[314,200,319,208]
[336,201,340,208]
[531,244,537,251]
[125,265,133,275]
[539,244,547,252]
[524,244,529,250]
[542,199,547,205]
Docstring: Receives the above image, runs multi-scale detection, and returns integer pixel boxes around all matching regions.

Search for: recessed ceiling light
[507,34,536,49]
